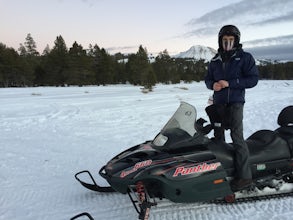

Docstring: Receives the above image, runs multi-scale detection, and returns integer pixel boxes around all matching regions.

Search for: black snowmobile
[72,102,293,220]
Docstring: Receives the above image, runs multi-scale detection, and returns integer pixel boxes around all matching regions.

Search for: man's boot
[230,179,253,191]
[213,123,225,141]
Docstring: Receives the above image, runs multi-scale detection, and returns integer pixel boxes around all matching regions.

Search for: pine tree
[0,43,25,87]
[44,35,69,86]
[67,41,94,85]
[16,34,41,86]
[42,44,51,56]
[24,33,39,56]
[154,49,177,84]
[18,44,27,56]
[113,52,127,83]
[126,45,156,89]
[90,45,115,85]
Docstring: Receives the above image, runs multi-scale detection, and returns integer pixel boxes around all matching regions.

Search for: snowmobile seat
[275,126,293,157]
[275,105,293,156]
[277,105,293,127]
[208,141,235,169]
[275,105,293,135]
[275,126,293,141]
[276,126,293,136]
[211,129,291,170]
[212,106,293,168]
[246,129,291,164]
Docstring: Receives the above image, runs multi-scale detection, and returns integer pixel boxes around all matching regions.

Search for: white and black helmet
[218,25,241,49]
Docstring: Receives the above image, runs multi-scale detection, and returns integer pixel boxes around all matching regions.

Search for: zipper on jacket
[222,62,230,103]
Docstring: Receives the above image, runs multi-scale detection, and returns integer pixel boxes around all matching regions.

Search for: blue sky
[1,0,293,56]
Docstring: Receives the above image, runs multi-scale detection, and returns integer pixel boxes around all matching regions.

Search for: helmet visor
[222,36,235,51]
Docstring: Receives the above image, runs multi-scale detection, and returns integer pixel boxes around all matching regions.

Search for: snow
[1,80,293,220]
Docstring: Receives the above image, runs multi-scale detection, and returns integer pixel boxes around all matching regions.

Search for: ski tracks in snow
[74,193,293,220]
[1,82,293,220]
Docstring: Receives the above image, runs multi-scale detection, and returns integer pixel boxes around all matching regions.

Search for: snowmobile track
[212,190,293,204]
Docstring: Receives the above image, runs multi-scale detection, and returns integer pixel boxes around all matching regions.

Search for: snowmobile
[72,102,293,220]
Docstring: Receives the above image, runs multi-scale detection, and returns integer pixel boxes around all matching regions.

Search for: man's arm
[228,53,259,89]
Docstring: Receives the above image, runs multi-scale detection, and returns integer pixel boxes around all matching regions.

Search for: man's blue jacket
[205,48,259,104]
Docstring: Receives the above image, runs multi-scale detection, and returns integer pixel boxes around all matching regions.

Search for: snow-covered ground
[1,81,293,220]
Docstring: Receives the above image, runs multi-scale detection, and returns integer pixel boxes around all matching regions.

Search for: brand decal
[120,159,152,178]
[173,162,221,177]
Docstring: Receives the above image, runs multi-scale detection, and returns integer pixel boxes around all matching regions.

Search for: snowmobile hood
[103,102,214,183]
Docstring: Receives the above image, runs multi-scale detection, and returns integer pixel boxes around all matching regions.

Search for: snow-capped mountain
[174,45,291,65]
[174,45,217,61]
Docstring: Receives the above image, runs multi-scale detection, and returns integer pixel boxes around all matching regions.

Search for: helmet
[218,25,241,49]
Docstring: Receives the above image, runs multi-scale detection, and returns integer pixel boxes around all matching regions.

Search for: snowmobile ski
[70,212,94,220]
[74,169,115,192]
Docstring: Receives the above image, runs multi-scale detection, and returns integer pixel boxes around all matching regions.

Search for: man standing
[205,25,259,190]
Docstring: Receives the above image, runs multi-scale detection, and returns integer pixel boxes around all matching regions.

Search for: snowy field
[1,80,293,220]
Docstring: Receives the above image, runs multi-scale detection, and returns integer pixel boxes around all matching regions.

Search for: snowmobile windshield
[153,102,198,147]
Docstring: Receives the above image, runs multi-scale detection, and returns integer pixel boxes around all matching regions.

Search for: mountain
[174,45,292,65]
[174,45,217,61]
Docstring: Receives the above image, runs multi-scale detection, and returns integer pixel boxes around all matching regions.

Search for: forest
[1,34,292,88]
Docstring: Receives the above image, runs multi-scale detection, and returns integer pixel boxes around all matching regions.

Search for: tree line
[0,34,292,88]
[257,61,293,80]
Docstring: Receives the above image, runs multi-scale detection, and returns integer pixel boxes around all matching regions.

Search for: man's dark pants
[206,103,252,179]
[229,103,252,179]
